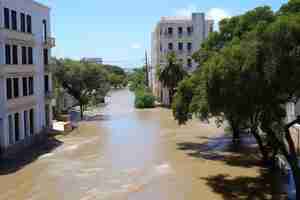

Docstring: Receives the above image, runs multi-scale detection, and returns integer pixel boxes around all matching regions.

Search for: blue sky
[37,0,288,68]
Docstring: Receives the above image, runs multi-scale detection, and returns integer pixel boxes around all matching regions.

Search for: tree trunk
[251,127,269,162]
[80,104,84,120]
[228,118,240,143]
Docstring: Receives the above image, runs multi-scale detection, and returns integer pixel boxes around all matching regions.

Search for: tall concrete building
[0,0,55,156]
[150,13,213,105]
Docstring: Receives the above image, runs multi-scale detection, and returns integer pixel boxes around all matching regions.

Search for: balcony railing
[44,37,56,48]
[0,27,35,45]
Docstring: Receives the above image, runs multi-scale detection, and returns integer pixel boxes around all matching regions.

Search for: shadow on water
[177,135,262,168]
[177,135,288,199]
[0,135,63,175]
[202,169,287,200]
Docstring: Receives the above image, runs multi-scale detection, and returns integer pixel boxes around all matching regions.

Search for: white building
[0,0,55,156]
[150,13,213,105]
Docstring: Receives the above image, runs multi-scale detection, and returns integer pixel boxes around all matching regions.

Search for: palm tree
[158,52,187,106]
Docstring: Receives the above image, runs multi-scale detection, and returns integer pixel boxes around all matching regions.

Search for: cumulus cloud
[175,4,197,17]
[131,43,141,49]
[207,8,231,22]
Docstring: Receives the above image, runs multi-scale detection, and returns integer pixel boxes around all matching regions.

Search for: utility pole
[145,50,149,87]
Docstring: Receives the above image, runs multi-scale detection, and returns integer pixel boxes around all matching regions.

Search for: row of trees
[53,58,127,119]
[168,0,300,198]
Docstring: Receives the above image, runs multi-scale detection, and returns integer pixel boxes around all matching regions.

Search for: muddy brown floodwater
[0,89,288,200]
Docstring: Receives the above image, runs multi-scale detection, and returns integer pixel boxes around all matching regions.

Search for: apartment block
[0,0,55,156]
[150,13,213,105]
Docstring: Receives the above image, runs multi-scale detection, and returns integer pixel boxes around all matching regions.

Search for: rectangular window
[29,77,34,95]
[29,109,34,135]
[187,27,193,35]
[28,47,33,64]
[13,78,19,98]
[4,8,10,29]
[178,43,183,51]
[24,111,28,137]
[178,27,183,35]
[22,46,27,64]
[43,19,47,42]
[8,115,13,144]
[23,77,28,96]
[43,49,49,65]
[187,43,192,51]
[12,45,18,65]
[168,43,173,51]
[21,13,26,32]
[187,58,192,67]
[14,113,19,142]
[6,78,12,99]
[5,45,11,65]
[26,15,32,33]
[44,75,49,93]
[168,27,173,35]
[11,10,17,31]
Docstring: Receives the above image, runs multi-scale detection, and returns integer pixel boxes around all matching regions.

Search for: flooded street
[0,89,286,200]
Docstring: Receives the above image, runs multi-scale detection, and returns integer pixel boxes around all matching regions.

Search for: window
[45,105,50,127]
[168,43,173,51]
[178,27,183,35]
[43,19,47,42]
[29,109,34,135]
[24,111,28,137]
[23,77,28,96]
[29,77,34,95]
[11,10,17,31]
[6,78,12,99]
[28,47,33,64]
[178,43,183,51]
[187,26,193,35]
[43,49,49,65]
[12,45,18,65]
[44,75,49,93]
[21,13,26,32]
[27,15,32,33]
[187,43,192,51]
[14,113,19,142]
[4,8,10,29]
[5,45,11,65]
[8,115,13,144]
[167,27,173,35]
[187,58,192,67]
[22,46,27,64]
[13,78,19,98]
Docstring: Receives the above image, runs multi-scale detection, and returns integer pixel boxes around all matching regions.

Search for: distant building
[150,13,213,105]
[0,0,55,156]
[81,57,103,65]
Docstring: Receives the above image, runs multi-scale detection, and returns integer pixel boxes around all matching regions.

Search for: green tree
[54,59,110,119]
[158,52,187,106]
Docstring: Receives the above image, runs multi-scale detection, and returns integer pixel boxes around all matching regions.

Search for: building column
[20,111,25,140]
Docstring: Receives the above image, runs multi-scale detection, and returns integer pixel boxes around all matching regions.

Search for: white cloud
[207,8,231,22]
[131,43,142,49]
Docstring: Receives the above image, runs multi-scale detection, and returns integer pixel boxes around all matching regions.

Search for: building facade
[0,0,55,156]
[81,57,103,65]
[150,13,213,105]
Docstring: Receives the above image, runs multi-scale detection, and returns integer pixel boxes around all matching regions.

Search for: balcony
[43,37,56,48]
[7,96,37,112]
[0,28,35,46]
[0,64,36,77]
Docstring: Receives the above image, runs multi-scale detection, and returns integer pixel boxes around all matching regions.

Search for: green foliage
[128,67,147,91]
[103,64,128,88]
[134,87,155,109]
[54,58,110,118]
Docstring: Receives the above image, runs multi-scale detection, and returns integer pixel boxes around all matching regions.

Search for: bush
[134,87,155,109]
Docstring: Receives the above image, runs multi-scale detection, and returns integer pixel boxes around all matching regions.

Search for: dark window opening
[178,43,183,51]
[187,59,192,67]
[26,15,32,33]
[187,43,192,51]
[13,78,19,98]
[43,19,47,42]
[187,26,193,35]
[168,43,173,51]
[14,113,19,142]
[23,77,28,96]
[28,47,33,64]
[6,78,12,99]
[44,75,49,93]
[168,27,173,35]
[178,27,183,35]
[29,77,34,95]
[12,45,18,65]
[21,13,26,32]
[29,109,34,135]
[24,111,28,137]
[43,48,49,65]
[4,8,10,29]
[22,46,27,64]
[5,45,11,65]
[11,10,17,31]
